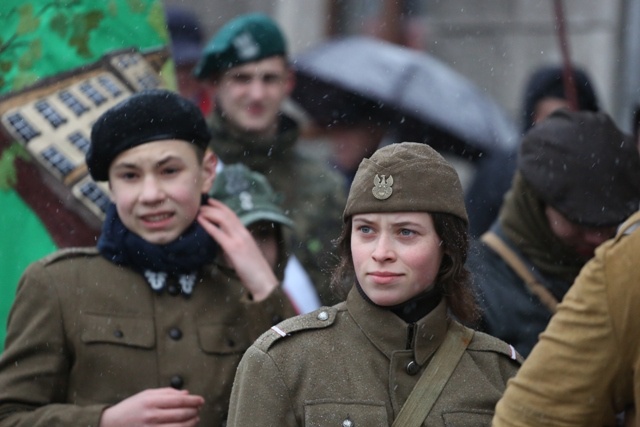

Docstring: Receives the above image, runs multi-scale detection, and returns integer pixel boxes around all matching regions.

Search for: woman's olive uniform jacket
[493,211,640,427]
[227,287,522,426]
[0,247,295,427]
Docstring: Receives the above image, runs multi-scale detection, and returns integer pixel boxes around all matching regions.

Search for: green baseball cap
[210,163,293,228]
[194,13,287,79]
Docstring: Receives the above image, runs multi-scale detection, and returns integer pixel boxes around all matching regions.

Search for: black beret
[519,109,640,226]
[87,89,211,181]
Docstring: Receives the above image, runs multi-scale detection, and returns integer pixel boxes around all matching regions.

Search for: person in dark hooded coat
[465,64,600,238]
[467,109,640,358]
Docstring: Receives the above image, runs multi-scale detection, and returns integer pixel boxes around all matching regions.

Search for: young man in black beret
[0,89,295,426]
[194,13,347,306]
[468,109,640,358]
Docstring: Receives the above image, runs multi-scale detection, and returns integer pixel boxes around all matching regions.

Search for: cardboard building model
[0,47,168,245]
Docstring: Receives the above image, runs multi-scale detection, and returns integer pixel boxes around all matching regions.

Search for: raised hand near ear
[198,198,279,301]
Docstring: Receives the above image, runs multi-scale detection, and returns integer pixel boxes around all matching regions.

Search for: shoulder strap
[481,231,558,313]
[392,321,474,427]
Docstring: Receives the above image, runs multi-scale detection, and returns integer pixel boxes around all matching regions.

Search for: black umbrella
[291,36,518,159]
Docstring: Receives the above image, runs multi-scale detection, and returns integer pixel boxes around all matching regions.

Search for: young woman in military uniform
[227,142,522,427]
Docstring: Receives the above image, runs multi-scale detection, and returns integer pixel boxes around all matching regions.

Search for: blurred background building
[162,0,640,133]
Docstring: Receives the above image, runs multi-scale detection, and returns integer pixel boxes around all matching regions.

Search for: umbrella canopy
[291,36,518,158]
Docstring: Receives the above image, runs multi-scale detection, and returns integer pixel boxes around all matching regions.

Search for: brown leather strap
[392,321,473,427]
[481,231,558,313]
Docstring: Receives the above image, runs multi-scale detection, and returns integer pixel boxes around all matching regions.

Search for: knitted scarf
[97,202,218,296]
[499,172,586,284]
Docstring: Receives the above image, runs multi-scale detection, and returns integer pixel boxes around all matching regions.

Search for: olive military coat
[209,112,347,305]
[227,287,522,426]
[0,248,295,426]
[493,210,640,426]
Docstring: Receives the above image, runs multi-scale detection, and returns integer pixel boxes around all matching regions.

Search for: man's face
[108,140,216,244]
[533,97,570,126]
[215,56,293,136]
[176,63,204,103]
[545,206,617,259]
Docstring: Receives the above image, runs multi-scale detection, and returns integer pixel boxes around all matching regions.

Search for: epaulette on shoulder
[467,329,524,364]
[253,305,340,352]
[41,247,100,266]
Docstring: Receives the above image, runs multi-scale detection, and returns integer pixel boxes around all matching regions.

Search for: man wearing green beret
[194,13,347,306]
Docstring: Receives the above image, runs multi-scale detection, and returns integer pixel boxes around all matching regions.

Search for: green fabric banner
[0,0,171,350]
[1,0,169,94]
[0,191,57,349]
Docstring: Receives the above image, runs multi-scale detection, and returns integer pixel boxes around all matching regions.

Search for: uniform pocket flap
[304,400,388,426]
[81,313,155,349]
[197,323,251,354]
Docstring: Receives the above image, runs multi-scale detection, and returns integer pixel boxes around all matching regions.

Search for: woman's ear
[200,149,218,194]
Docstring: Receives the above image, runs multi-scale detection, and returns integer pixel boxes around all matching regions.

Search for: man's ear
[284,67,296,96]
[200,149,218,194]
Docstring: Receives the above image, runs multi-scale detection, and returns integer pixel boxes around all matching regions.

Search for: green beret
[87,89,211,182]
[519,109,640,226]
[209,163,293,228]
[194,13,286,79]
[343,142,468,223]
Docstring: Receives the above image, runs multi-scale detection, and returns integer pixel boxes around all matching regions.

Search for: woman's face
[351,212,444,306]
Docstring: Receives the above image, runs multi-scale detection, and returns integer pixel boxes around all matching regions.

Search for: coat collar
[208,109,299,171]
[346,287,448,366]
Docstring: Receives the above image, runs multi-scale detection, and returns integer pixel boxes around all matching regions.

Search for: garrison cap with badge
[518,109,640,227]
[194,13,287,79]
[209,163,293,229]
[343,141,468,223]
[86,89,211,182]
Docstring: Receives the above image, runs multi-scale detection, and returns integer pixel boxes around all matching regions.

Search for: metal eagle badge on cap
[233,31,260,60]
[372,174,393,200]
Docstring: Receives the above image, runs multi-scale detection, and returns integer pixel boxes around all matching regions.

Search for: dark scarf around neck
[355,281,442,324]
[97,202,218,296]
[499,172,586,283]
